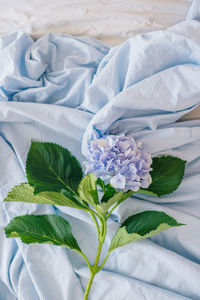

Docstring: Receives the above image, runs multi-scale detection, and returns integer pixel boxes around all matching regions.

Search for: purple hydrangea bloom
[84,134,152,191]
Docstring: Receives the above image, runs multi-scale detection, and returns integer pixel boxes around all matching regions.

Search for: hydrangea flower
[84,134,152,191]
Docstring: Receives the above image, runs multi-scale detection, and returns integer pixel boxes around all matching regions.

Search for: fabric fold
[0,1,200,299]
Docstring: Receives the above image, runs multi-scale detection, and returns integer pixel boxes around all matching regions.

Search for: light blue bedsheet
[0,1,200,299]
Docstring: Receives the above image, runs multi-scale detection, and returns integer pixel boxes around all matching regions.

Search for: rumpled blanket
[0,1,200,299]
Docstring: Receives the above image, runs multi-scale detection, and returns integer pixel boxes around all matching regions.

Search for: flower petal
[110,173,126,190]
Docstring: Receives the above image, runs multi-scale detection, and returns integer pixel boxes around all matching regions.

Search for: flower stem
[106,191,135,220]
[106,201,120,220]
[74,250,93,274]
[83,214,107,300]
[83,271,95,300]
[89,212,100,235]
[94,240,103,266]
[82,241,103,300]
[99,251,111,271]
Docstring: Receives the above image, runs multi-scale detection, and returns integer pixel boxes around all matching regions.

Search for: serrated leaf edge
[78,173,99,205]
[109,211,184,251]
[148,155,187,197]
[26,141,83,194]
[4,214,81,251]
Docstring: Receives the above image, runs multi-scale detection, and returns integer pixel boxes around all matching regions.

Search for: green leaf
[4,183,88,211]
[136,189,158,197]
[78,173,99,205]
[96,178,106,193]
[101,183,116,203]
[147,156,186,196]
[109,210,183,251]
[98,190,133,216]
[5,214,81,251]
[26,142,83,194]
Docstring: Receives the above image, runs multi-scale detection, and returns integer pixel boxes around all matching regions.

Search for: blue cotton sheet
[0,2,200,299]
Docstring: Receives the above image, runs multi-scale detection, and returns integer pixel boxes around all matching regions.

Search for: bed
[0,0,200,299]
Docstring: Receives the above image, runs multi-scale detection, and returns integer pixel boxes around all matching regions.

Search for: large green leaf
[109,210,183,251]
[4,183,88,210]
[5,214,81,251]
[147,156,186,196]
[78,173,99,205]
[26,142,83,194]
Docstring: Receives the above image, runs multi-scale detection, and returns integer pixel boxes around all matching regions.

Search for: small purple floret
[84,134,152,191]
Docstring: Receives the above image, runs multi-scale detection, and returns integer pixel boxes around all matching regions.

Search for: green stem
[83,214,107,300]
[94,239,103,267]
[99,251,112,271]
[83,271,95,300]
[74,250,93,274]
[101,215,107,240]
[88,208,101,220]
[89,212,100,235]
[82,191,136,299]
[106,201,120,220]
[83,242,103,300]
[106,191,135,220]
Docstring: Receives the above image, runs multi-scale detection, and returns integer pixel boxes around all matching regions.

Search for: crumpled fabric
[0,0,191,45]
[0,1,200,300]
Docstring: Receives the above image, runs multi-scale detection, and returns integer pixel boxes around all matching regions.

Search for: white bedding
[1,21,200,299]
[0,2,200,300]
[0,0,192,45]
[0,0,199,120]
